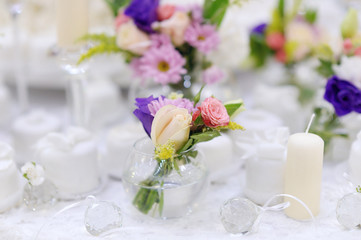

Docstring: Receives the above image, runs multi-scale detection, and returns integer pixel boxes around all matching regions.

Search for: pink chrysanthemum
[150,34,172,48]
[134,45,187,85]
[184,23,220,54]
[202,66,224,85]
[148,96,197,116]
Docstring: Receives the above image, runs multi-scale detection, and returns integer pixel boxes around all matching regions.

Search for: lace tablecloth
[1,161,359,240]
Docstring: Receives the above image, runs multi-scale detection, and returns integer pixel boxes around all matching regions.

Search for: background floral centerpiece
[310,9,361,158]
[247,0,326,105]
[79,0,239,98]
[123,86,244,218]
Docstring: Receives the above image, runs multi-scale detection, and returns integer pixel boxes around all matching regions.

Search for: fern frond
[78,33,116,45]
[77,33,139,64]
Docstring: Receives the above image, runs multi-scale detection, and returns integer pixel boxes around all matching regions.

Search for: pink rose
[202,66,224,85]
[157,4,176,21]
[275,49,287,63]
[115,12,131,30]
[199,97,229,128]
[343,38,353,53]
[355,47,361,56]
[266,32,285,50]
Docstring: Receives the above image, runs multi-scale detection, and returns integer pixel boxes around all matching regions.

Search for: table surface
[0,159,360,240]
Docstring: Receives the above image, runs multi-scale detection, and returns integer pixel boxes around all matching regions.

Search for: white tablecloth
[1,160,359,240]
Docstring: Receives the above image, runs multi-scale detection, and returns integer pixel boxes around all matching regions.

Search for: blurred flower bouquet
[125,87,244,217]
[311,9,361,151]
[248,0,325,105]
[249,0,321,67]
[79,0,238,97]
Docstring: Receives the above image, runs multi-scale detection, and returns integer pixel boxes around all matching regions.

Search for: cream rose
[286,21,317,61]
[116,20,151,55]
[152,11,191,46]
[151,105,192,151]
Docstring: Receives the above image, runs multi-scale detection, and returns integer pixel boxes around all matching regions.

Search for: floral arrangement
[310,9,361,149]
[132,87,244,215]
[79,0,238,95]
[248,0,322,68]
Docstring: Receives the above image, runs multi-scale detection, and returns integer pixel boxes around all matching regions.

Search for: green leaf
[203,0,230,27]
[305,9,317,24]
[177,139,194,153]
[191,130,221,143]
[193,85,205,107]
[104,0,131,17]
[194,114,204,126]
[316,59,335,78]
[315,44,334,62]
[224,101,244,119]
[249,33,270,68]
[357,185,361,193]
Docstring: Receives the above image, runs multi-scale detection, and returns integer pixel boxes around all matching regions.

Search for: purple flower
[324,75,361,116]
[202,66,224,85]
[134,45,187,85]
[184,23,220,54]
[125,0,159,33]
[133,96,158,137]
[148,96,197,116]
[251,23,267,35]
[150,34,172,48]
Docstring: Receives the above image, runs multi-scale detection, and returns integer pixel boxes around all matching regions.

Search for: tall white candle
[56,0,89,48]
[284,133,324,220]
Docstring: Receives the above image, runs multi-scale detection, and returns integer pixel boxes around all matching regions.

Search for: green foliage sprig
[104,0,131,17]
[77,34,139,64]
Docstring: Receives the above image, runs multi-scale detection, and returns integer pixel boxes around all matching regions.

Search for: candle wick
[305,113,316,134]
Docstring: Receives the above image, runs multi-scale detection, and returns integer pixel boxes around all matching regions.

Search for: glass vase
[122,137,208,219]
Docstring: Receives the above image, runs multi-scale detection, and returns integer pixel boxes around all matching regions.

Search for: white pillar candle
[56,0,89,48]
[284,133,324,220]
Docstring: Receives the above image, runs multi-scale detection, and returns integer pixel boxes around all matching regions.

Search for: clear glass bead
[336,192,361,229]
[23,180,57,211]
[84,199,122,236]
[220,197,261,234]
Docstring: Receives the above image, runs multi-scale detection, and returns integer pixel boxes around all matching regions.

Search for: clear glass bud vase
[57,47,89,127]
[122,137,208,219]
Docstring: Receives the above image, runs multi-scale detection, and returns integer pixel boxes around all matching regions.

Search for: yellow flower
[167,92,184,100]
[155,141,176,160]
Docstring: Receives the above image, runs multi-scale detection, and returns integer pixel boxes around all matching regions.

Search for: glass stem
[12,11,28,113]
[66,73,89,127]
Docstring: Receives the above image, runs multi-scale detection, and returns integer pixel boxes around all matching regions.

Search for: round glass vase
[122,137,208,219]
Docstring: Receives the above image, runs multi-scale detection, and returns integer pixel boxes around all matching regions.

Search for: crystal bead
[84,198,122,236]
[220,197,260,234]
[336,192,361,229]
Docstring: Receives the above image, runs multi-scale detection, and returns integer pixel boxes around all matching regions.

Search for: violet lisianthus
[324,75,361,116]
[148,96,197,116]
[133,95,158,137]
[184,23,220,54]
[132,45,186,85]
[125,0,159,33]
[251,23,267,35]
